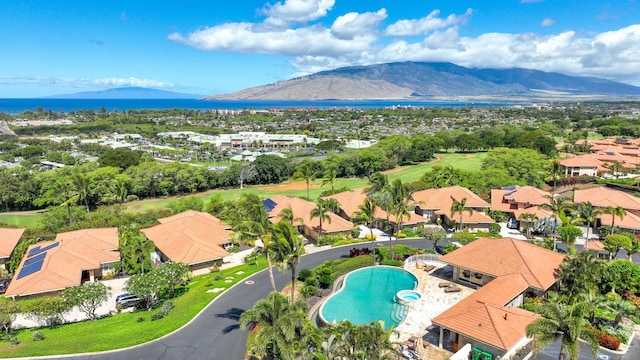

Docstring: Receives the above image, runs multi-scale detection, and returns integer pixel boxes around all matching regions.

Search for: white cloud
[0,77,174,88]
[331,9,387,40]
[541,18,555,26]
[168,2,640,86]
[384,8,472,36]
[261,0,335,27]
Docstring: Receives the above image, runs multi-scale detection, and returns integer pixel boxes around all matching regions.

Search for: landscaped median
[0,258,267,358]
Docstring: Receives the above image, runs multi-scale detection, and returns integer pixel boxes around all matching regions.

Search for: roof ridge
[511,239,544,289]
[484,303,508,349]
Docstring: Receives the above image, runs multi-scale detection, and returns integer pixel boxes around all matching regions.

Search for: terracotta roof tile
[5,228,120,297]
[574,186,640,211]
[0,227,25,258]
[141,211,231,266]
[267,195,354,233]
[438,237,565,290]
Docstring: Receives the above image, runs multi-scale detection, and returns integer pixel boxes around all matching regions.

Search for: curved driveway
[23,239,636,360]
[65,240,428,360]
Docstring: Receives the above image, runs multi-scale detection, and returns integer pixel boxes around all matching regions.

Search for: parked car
[507,218,518,229]
[115,294,140,308]
[0,279,8,294]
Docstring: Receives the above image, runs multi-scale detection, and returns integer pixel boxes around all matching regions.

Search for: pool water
[319,266,418,329]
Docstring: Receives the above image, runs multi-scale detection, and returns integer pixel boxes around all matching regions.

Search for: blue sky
[1,0,639,97]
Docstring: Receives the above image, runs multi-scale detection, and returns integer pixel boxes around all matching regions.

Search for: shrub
[452,229,476,245]
[489,223,502,234]
[348,247,371,258]
[297,268,313,282]
[351,226,361,238]
[319,233,353,246]
[402,228,416,237]
[137,317,145,323]
[597,331,621,350]
[364,233,377,240]
[330,256,372,278]
[332,238,367,247]
[375,245,418,261]
[605,291,622,302]
[32,330,44,341]
[8,335,19,345]
[227,246,241,253]
[381,259,404,267]
[300,285,318,298]
[314,266,335,289]
[151,301,175,321]
[394,232,407,238]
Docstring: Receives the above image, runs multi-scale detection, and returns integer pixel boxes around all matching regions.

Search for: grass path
[0,152,485,227]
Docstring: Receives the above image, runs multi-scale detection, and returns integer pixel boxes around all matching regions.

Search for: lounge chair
[445,285,461,293]
[423,265,436,272]
[438,282,451,288]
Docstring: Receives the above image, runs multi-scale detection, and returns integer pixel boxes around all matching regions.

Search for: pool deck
[394,263,476,359]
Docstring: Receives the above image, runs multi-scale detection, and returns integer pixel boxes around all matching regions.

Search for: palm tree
[119,225,155,274]
[321,167,338,195]
[279,206,302,225]
[59,193,79,228]
[388,179,414,259]
[292,163,316,200]
[72,173,93,228]
[273,220,306,303]
[239,291,308,360]
[556,251,603,302]
[526,301,600,360]
[607,299,637,328]
[451,197,473,231]
[604,206,627,234]
[548,159,562,194]
[576,201,600,248]
[518,213,539,237]
[111,179,130,226]
[354,197,378,266]
[540,194,570,251]
[310,199,332,239]
[234,194,278,292]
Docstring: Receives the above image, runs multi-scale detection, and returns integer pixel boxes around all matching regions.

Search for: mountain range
[47,87,202,99]
[206,62,640,101]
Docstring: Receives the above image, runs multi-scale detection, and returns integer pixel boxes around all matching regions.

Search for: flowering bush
[364,234,377,240]
[597,332,621,350]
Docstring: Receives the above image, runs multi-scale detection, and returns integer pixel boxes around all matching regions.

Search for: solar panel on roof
[262,198,277,212]
[16,259,44,279]
[28,242,59,257]
[27,245,42,257]
[23,252,46,267]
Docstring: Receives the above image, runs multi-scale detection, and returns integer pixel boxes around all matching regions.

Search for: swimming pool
[319,266,418,329]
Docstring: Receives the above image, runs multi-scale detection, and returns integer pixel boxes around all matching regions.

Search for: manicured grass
[4,152,486,222]
[0,212,43,228]
[0,259,267,358]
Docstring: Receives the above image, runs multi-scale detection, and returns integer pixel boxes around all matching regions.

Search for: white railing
[403,254,444,269]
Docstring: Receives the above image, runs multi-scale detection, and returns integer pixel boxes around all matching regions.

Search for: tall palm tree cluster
[527,252,637,360]
[240,292,398,360]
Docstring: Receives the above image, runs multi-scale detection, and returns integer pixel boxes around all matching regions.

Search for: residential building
[0,227,25,271]
[263,195,354,241]
[141,210,232,275]
[490,186,553,224]
[412,186,494,231]
[325,188,428,230]
[4,228,120,299]
[574,186,640,232]
[432,237,566,359]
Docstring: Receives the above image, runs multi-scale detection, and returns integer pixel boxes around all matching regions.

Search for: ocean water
[0,98,522,114]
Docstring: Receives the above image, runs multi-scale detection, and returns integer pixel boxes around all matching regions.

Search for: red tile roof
[141,211,231,266]
[267,195,355,233]
[438,237,565,290]
[326,188,428,225]
[5,228,120,297]
[574,186,640,211]
[0,227,25,258]
[413,186,494,224]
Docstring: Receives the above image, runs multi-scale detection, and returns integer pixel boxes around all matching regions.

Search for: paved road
[21,238,639,360]
[63,239,427,360]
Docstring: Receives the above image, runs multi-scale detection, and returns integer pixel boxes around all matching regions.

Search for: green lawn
[0,259,267,358]
[0,212,44,228]
[2,152,487,223]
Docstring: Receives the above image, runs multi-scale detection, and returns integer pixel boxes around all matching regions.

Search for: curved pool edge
[317,265,418,328]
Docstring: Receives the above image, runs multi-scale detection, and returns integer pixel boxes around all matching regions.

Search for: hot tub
[396,289,422,305]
